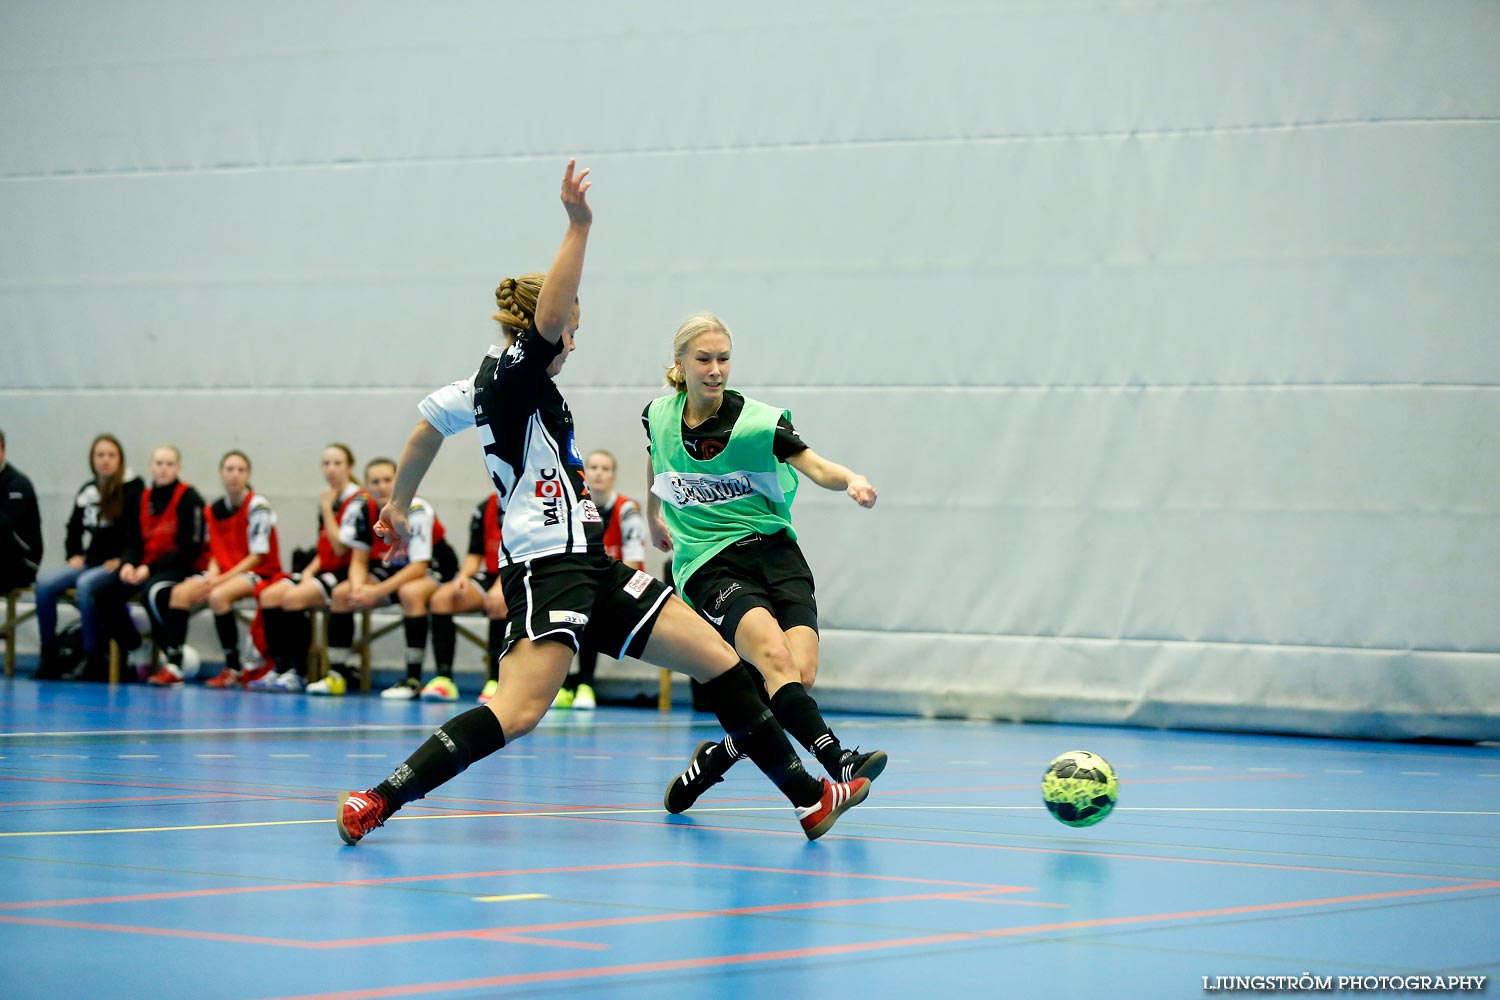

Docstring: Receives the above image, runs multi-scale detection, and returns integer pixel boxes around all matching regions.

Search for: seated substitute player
[422,493,510,704]
[335,160,870,846]
[33,433,144,680]
[93,444,206,680]
[251,444,362,692]
[149,449,284,686]
[646,312,887,814]
[309,457,457,697]
[552,448,646,710]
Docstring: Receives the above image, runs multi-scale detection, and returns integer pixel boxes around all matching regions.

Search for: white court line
[8,803,1500,839]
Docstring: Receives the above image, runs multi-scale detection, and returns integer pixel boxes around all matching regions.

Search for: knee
[494,699,545,740]
[752,642,796,682]
[799,654,820,689]
[208,592,233,615]
[398,586,428,614]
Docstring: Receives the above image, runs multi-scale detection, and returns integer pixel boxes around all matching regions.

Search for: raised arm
[786,448,878,509]
[534,159,593,343]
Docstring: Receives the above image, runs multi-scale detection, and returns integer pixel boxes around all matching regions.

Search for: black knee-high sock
[286,611,314,676]
[372,706,506,811]
[769,682,844,776]
[147,587,174,648]
[214,612,241,671]
[430,614,456,674]
[699,665,822,807]
[164,607,190,660]
[326,612,355,679]
[403,615,429,681]
[486,620,504,682]
[260,608,285,669]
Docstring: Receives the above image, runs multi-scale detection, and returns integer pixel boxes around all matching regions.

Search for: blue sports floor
[2,671,1497,999]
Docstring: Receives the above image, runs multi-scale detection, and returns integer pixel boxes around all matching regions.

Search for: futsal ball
[179,644,201,679]
[1042,750,1119,828]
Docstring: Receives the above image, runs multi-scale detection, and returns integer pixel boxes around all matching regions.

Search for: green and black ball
[1042,750,1119,827]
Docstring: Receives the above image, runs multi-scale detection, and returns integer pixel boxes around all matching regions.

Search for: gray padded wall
[3,1,1497,738]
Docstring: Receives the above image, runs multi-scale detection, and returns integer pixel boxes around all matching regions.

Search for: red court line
[0,793,289,808]
[0,861,685,911]
[687,861,1029,891]
[0,860,1026,913]
[255,880,1500,1000]
[549,813,1483,882]
[317,888,1027,949]
[0,887,1028,951]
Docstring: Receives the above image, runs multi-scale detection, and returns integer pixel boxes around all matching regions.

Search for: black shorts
[683,530,818,641]
[499,552,672,661]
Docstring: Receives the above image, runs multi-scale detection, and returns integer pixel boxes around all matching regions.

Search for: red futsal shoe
[796,777,870,841]
[336,790,390,846]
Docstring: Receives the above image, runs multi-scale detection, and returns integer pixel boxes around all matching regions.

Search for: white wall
[3,1,1497,738]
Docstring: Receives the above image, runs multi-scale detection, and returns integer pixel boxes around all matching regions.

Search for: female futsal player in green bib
[646,313,888,812]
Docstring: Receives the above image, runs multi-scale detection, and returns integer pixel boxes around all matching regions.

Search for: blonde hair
[492,273,546,344]
[665,312,733,393]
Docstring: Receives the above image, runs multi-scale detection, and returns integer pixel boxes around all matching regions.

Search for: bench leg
[108,640,121,685]
[359,610,372,693]
[658,668,672,712]
[307,609,326,681]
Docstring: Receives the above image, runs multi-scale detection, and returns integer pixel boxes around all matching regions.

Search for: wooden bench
[3,586,132,683]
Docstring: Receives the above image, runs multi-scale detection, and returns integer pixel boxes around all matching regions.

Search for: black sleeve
[773,415,808,462]
[7,472,44,573]
[641,403,654,451]
[65,483,88,559]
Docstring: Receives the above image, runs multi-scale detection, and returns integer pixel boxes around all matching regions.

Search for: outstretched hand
[375,502,411,565]
[847,476,878,509]
[561,158,592,225]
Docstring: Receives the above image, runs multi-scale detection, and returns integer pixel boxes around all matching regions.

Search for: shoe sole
[335,791,360,846]
[663,741,719,814]
[851,750,889,783]
[803,778,871,841]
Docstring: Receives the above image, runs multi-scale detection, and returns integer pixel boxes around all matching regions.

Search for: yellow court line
[473,893,550,902]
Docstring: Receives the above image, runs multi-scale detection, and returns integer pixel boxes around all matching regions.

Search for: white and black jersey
[419,329,601,566]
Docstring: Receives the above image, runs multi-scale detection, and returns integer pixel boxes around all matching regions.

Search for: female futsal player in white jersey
[336,161,871,845]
